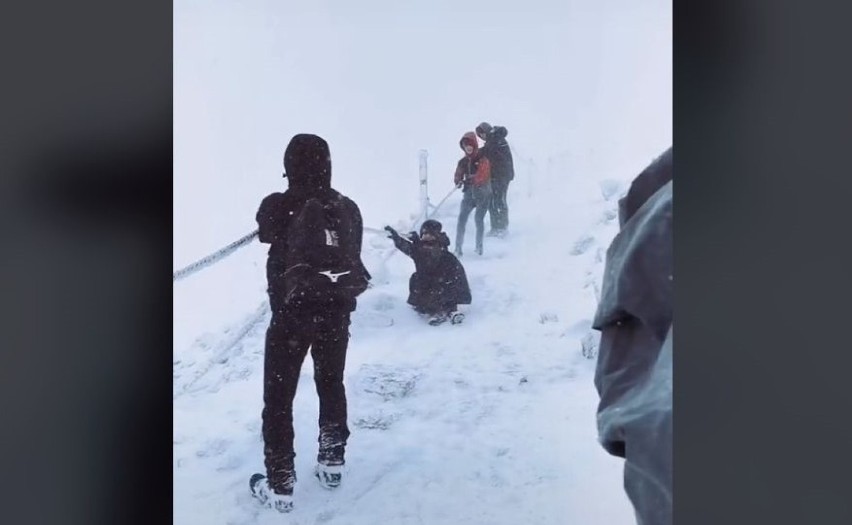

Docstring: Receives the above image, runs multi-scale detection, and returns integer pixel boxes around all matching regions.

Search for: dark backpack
[282,196,371,310]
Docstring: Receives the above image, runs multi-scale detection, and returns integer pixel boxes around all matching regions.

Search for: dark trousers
[488,177,510,231]
[408,272,456,315]
[262,305,351,493]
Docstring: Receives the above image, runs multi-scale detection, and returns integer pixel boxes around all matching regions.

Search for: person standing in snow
[592,147,672,525]
[250,134,371,513]
[454,131,492,256]
[384,219,471,325]
[476,122,515,237]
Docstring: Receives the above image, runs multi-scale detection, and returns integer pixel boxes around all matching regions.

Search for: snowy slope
[172,159,653,524]
[174,1,671,523]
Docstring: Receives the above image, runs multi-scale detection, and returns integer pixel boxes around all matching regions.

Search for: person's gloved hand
[384,225,398,239]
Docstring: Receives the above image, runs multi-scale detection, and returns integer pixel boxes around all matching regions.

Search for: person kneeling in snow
[384,219,471,325]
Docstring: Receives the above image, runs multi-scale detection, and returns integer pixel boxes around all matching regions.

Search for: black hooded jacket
[480,126,515,183]
[256,134,368,310]
[391,231,471,312]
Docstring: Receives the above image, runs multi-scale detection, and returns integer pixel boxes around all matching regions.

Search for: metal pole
[419,149,430,219]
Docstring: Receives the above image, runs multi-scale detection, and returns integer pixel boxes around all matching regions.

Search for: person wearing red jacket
[453,131,492,256]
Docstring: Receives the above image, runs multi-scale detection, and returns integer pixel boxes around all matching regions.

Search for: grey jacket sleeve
[592,177,673,525]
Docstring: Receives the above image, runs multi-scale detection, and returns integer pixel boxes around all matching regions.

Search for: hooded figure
[385,219,471,325]
[592,147,672,525]
[252,134,368,512]
[476,122,515,236]
[257,134,369,312]
[453,131,493,256]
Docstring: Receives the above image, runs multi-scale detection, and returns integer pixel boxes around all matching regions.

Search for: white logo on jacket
[318,270,350,283]
[324,229,340,247]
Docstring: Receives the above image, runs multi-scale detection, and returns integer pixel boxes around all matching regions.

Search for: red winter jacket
[454,131,491,188]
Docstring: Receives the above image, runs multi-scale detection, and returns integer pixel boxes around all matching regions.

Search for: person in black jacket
[476,122,515,237]
[592,147,672,525]
[250,134,370,513]
[385,219,471,325]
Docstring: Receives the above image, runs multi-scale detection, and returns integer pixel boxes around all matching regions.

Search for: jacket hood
[618,147,672,226]
[283,133,331,191]
[459,131,480,156]
[475,122,493,138]
[490,126,508,140]
[420,219,443,236]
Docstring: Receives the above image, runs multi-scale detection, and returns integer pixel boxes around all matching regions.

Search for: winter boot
[250,473,294,513]
[449,311,465,325]
[314,463,344,489]
[428,312,448,326]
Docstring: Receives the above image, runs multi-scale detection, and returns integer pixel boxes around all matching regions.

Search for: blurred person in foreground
[592,147,672,525]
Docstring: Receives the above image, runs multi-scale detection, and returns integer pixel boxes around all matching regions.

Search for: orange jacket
[454,131,491,187]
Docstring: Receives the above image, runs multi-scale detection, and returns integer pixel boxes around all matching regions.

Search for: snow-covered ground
[173,163,652,524]
[174,1,671,523]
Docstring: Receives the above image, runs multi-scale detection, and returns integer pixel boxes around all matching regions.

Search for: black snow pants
[488,177,510,231]
[261,303,351,494]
